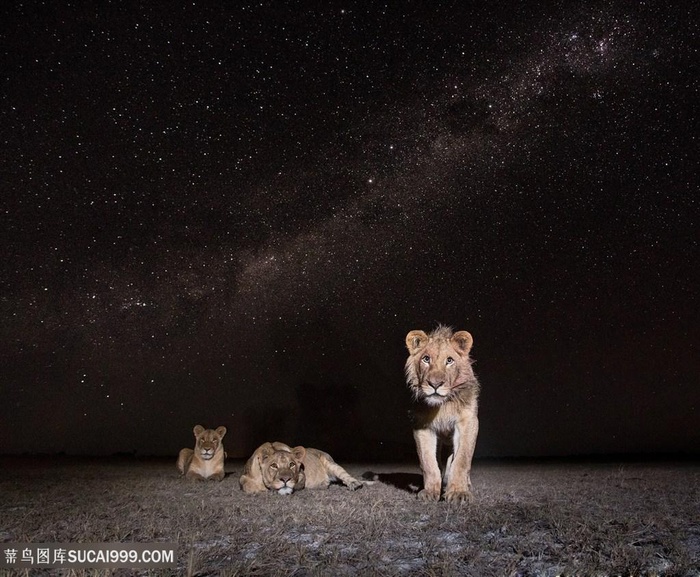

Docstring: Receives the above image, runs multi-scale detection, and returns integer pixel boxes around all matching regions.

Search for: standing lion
[405,325,480,502]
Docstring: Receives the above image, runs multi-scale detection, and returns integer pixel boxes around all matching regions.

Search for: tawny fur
[177,425,227,481]
[239,441,363,495]
[405,325,480,503]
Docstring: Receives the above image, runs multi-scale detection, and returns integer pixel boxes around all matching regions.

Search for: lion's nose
[428,380,444,392]
[279,475,292,484]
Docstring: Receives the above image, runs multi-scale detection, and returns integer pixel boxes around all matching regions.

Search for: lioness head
[259,444,306,495]
[405,325,476,406]
[193,425,226,460]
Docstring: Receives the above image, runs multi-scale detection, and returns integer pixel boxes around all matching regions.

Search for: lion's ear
[406,330,428,353]
[259,443,275,462]
[193,425,205,437]
[216,426,227,438]
[452,331,473,354]
[291,446,306,462]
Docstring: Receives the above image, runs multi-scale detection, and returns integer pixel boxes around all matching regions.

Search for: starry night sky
[1,1,697,460]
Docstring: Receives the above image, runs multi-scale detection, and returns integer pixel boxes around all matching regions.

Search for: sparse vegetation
[0,457,698,576]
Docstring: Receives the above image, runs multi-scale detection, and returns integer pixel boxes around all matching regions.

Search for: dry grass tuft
[0,457,698,576]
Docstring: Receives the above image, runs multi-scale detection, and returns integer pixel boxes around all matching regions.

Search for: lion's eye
[289,462,296,469]
[270,463,278,469]
[421,355,430,364]
[446,357,454,365]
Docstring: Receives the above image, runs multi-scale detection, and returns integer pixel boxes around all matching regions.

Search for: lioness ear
[291,446,306,462]
[193,425,205,437]
[216,426,227,438]
[406,330,428,353]
[259,443,275,462]
[452,331,473,354]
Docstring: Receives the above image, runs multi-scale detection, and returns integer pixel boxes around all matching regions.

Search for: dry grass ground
[0,456,698,576]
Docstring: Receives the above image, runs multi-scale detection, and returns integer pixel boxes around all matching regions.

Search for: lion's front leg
[239,454,266,493]
[444,412,479,503]
[185,468,206,481]
[209,469,225,482]
[413,428,441,501]
[239,473,264,493]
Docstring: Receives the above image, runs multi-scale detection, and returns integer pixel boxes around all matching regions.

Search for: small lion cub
[177,425,227,481]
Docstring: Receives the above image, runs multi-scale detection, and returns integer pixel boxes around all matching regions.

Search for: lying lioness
[177,425,227,481]
[240,441,363,495]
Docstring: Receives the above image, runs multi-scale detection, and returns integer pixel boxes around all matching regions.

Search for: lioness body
[239,441,363,495]
[405,326,480,502]
[177,425,227,481]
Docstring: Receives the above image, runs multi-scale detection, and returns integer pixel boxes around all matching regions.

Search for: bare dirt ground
[0,456,698,576]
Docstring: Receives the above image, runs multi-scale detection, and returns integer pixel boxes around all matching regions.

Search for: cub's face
[193,425,226,460]
[405,329,474,407]
[260,446,306,495]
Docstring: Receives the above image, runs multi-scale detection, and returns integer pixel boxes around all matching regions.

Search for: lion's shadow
[362,471,422,494]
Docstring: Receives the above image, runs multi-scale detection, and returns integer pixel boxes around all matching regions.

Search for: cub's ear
[215,426,227,438]
[193,425,205,437]
[291,446,306,462]
[405,330,428,353]
[452,331,473,354]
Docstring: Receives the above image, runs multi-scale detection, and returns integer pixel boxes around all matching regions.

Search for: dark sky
[1,1,697,460]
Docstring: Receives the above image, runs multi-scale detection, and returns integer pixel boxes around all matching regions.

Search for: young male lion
[239,441,363,495]
[177,425,227,481]
[405,325,480,502]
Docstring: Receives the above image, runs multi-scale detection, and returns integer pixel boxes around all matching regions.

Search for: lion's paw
[444,489,473,503]
[417,489,441,502]
[348,480,363,491]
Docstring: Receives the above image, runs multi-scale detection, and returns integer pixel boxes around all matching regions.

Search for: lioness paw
[444,489,473,503]
[418,489,441,502]
[348,480,363,491]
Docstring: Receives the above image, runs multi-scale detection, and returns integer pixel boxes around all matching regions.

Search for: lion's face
[405,326,475,407]
[193,425,226,460]
[260,445,306,495]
